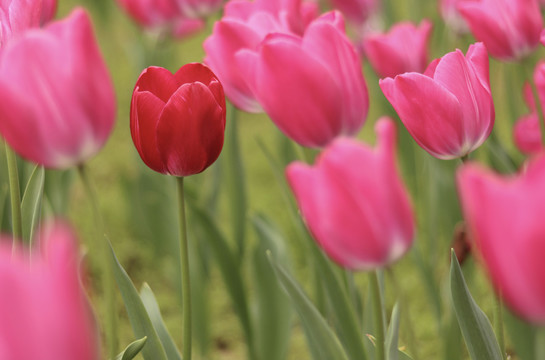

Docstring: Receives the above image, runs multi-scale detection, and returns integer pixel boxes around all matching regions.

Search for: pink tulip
[363,20,433,78]
[236,12,368,147]
[286,118,414,270]
[326,0,378,29]
[174,0,224,18]
[203,0,319,112]
[380,42,494,160]
[458,0,543,61]
[458,156,545,324]
[0,8,116,169]
[0,222,98,359]
[439,0,469,34]
[0,0,57,47]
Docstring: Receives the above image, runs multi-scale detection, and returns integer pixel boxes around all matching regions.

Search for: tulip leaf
[450,250,503,360]
[140,283,182,360]
[21,165,44,245]
[251,214,293,360]
[108,241,168,360]
[385,303,400,360]
[114,337,147,360]
[267,252,349,360]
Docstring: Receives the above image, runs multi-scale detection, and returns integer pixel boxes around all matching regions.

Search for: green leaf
[251,214,293,360]
[108,241,168,360]
[386,303,400,360]
[114,337,147,360]
[21,165,44,245]
[140,283,182,360]
[268,252,349,360]
[449,250,503,360]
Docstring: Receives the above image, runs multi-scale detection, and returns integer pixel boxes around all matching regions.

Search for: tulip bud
[380,42,494,160]
[458,0,543,61]
[457,156,545,324]
[363,20,433,78]
[0,8,116,169]
[0,0,58,47]
[286,118,415,270]
[237,12,369,148]
[0,221,98,359]
[325,0,379,29]
[130,63,226,177]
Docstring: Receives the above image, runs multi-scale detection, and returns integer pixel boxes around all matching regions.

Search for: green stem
[176,177,192,360]
[536,326,545,359]
[370,270,386,360]
[493,295,506,360]
[522,59,545,145]
[5,144,22,244]
[77,164,118,359]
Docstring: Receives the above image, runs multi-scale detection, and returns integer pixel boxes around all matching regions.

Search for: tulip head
[0,8,115,169]
[0,0,57,47]
[380,42,494,160]
[130,63,226,177]
[458,156,545,324]
[286,118,415,270]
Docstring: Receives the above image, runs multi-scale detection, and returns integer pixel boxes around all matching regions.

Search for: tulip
[130,63,226,176]
[0,0,57,47]
[457,156,545,324]
[236,12,368,148]
[286,118,415,270]
[0,222,98,359]
[174,0,224,19]
[458,0,543,61]
[380,42,494,160]
[0,8,115,169]
[326,0,378,29]
[203,0,319,112]
[363,20,433,79]
[439,0,469,34]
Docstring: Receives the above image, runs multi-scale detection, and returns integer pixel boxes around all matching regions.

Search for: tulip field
[1,0,545,359]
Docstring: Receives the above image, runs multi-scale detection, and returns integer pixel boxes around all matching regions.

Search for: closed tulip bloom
[0,8,115,168]
[286,118,414,270]
[458,156,545,323]
[363,20,433,78]
[0,0,57,47]
[458,0,543,61]
[236,12,368,148]
[380,42,494,160]
[326,0,378,29]
[0,222,98,359]
[203,0,319,112]
[130,63,226,176]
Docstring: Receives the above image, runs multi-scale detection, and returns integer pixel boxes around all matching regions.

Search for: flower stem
[176,177,192,360]
[493,295,506,360]
[5,143,22,246]
[370,270,385,360]
[77,164,118,359]
[536,326,545,359]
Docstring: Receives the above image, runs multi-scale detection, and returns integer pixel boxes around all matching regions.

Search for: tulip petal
[135,67,179,103]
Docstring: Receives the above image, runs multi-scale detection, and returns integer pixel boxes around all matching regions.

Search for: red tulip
[363,20,433,78]
[130,63,226,176]
[458,156,545,324]
[0,222,98,359]
[458,0,543,61]
[0,8,115,169]
[380,42,494,160]
[286,118,415,270]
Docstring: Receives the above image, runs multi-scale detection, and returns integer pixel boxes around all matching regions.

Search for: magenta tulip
[439,0,469,34]
[380,42,494,160]
[236,12,368,148]
[363,20,433,78]
[130,63,226,176]
[0,0,57,47]
[458,0,543,61]
[286,118,415,270]
[326,0,378,29]
[203,0,318,112]
[458,156,545,324]
[0,8,115,169]
[0,222,98,359]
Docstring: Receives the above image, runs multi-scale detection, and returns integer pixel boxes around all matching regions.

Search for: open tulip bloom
[380,42,494,160]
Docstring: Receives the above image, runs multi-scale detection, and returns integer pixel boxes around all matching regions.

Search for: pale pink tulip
[236,12,368,147]
[286,118,415,270]
[0,8,116,169]
[439,0,469,34]
[0,0,57,47]
[363,20,433,78]
[458,156,545,324]
[174,0,224,18]
[458,0,543,61]
[326,0,378,29]
[0,222,98,359]
[203,0,319,112]
[380,42,494,159]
